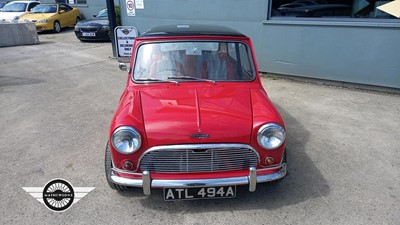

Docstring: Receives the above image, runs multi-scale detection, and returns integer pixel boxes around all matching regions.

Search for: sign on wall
[135,0,144,9]
[114,26,138,60]
[126,0,136,16]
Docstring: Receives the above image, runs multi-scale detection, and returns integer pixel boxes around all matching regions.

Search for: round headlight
[112,126,141,154]
[257,123,285,150]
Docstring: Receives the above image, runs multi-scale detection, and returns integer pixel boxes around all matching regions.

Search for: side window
[227,43,237,61]
[28,2,39,11]
[59,5,71,12]
[239,44,254,76]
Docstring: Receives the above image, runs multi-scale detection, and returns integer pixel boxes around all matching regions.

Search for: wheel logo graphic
[42,179,74,212]
[23,179,94,212]
[122,28,130,35]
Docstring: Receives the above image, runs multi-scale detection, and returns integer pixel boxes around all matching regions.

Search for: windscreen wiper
[135,78,178,84]
[167,76,215,84]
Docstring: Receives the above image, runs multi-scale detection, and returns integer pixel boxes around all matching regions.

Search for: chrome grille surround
[138,144,260,173]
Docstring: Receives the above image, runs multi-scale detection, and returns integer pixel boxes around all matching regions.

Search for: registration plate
[164,186,236,201]
[82,32,96,37]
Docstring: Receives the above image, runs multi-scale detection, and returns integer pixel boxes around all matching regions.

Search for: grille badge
[190,134,209,139]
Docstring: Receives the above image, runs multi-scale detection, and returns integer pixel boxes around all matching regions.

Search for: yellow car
[19,3,80,33]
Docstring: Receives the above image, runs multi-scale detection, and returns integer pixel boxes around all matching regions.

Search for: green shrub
[114,6,121,26]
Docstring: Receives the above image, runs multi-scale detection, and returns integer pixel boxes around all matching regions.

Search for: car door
[64,4,76,26]
[58,4,72,27]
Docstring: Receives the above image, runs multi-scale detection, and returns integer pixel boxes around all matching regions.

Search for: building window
[271,0,399,20]
[56,0,87,5]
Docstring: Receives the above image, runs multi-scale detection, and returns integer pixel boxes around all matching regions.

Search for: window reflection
[271,0,398,19]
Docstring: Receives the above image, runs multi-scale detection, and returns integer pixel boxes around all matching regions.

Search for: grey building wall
[72,0,106,20]
[117,0,400,89]
[41,0,117,20]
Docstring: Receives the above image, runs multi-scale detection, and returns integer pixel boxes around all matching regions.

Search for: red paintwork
[109,34,286,175]
[141,84,252,146]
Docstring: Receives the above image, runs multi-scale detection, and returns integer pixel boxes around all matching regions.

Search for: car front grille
[139,144,259,173]
[80,27,98,32]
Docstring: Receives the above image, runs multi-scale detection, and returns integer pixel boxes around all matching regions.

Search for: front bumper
[74,30,111,41]
[110,163,287,195]
[35,23,52,32]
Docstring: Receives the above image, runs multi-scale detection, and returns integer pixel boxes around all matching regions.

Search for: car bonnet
[139,85,252,146]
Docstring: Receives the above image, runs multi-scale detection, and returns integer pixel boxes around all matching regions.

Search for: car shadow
[38,27,75,35]
[79,39,111,43]
[38,41,55,45]
[118,104,330,212]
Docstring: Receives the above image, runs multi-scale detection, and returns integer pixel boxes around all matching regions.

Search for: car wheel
[105,142,133,191]
[269,149,287,185]
[75,17,80,25]
[53,21,61,33]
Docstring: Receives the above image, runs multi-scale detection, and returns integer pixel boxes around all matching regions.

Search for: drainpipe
[106,0,117,57]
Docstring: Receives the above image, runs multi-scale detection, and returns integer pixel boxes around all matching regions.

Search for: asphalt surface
[0,29,399,225]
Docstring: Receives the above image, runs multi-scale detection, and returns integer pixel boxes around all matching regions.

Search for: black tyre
[53,21,61,33]
[75,17,80,25]
[105,142,133,191]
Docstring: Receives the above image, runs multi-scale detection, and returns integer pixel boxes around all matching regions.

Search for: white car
[0,1,40,22]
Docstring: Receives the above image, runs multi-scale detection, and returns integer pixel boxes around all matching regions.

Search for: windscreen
[96,8,108,18]
[133,41,255,82]
[1,2,27,12]
[31,5,57,13]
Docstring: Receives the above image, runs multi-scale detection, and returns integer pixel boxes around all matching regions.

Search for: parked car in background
[285,4,351,17]
[106,24,287,200]
[74,8,110,41]
[0,1,9,11]
[19,3,80,33]
[0,1,39,22]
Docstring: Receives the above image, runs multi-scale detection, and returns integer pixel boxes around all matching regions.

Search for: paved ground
[0,30,399,225]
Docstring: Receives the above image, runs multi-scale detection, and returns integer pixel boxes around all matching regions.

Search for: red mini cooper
[106,24,287,200]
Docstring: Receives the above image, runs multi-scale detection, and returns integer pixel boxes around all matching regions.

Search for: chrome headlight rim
[257,123,286,150]
[111,126,142,154]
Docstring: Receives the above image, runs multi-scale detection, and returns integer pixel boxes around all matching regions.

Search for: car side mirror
[119,63,129,72]
[59,10,65,14]
[93,14,97,17]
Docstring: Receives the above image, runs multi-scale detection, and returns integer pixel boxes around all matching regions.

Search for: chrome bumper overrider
[110,163,287,195]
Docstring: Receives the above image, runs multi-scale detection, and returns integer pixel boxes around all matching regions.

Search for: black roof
[139,24,246,38]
